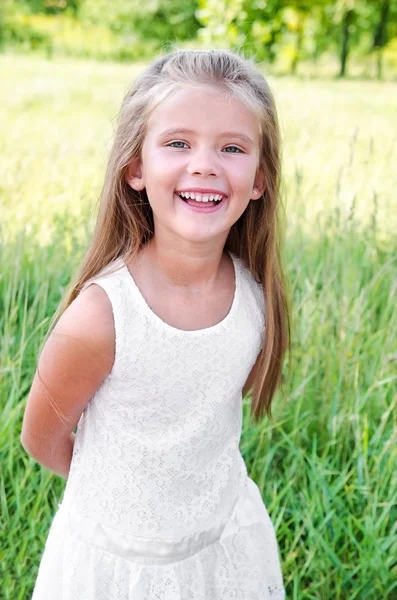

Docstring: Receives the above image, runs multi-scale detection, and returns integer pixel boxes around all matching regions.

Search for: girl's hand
[20,284,115,479]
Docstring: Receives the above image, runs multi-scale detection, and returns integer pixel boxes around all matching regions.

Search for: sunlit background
[1,1,396,598]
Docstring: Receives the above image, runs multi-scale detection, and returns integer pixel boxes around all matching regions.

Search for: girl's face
[127,85,264,247]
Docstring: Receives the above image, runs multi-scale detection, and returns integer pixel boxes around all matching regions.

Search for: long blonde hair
[46,49,291,422]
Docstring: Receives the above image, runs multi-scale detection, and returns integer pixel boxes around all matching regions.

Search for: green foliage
[79,0,200,45]
[2,0,397,77]
[126,0,201,45]
[196,0,246,49]
[2,0,201,58]
[2,12,52,51]
[11,0,82,15]
[195,0,397,76]
[77,0,145,33]
[2,12,157,60]
[1,55,397,598]
[0,0,13,46]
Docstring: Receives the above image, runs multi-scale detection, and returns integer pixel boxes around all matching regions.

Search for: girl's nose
[186,149,219,178]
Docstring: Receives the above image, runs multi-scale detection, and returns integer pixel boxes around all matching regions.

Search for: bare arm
[20,284,115,480]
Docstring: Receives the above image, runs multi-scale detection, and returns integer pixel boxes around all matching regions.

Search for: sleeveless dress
[31,251,285,600]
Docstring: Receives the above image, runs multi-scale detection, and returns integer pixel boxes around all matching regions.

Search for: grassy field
[1,53,396,599]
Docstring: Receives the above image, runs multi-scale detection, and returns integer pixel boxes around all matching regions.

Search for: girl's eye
[223,146,243,153]
[167,142,244,153]
[168,141,189,149]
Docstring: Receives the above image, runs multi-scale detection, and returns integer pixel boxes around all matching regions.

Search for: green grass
[1,53,396,599]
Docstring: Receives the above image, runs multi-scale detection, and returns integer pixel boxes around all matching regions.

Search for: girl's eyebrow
[157,127,254,147]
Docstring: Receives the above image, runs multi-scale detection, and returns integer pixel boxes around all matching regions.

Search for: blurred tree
[129,0,200,45]
[197,0,336,72]
[0,0,10,47]
[196,0,246,49]
[331,0,397,77]
[3,0,397,76]
[197,0,397,77]
[337,0,356,76]
[78,0,200,46]
[371,0,396,79]
[196,0,286,61]
[242,0,284,63]
[282,1,313,75]
[13,0,82,15]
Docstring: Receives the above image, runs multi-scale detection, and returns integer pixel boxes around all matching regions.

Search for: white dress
[31,251,285,599]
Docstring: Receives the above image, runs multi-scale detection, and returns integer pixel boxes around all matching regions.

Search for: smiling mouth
[176,191,225,205]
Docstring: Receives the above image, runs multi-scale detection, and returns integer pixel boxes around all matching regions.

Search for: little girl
[21,49,290,599]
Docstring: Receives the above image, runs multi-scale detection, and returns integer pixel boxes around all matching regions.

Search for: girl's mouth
[175,191,226,213]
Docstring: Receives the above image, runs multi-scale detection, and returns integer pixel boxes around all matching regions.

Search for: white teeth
[178,191,224,203]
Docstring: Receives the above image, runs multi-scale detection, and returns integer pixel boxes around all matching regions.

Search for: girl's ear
[251,169,266,200]
[125,159,145,191]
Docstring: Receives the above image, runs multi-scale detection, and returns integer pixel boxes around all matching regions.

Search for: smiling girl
[21,49,289,599]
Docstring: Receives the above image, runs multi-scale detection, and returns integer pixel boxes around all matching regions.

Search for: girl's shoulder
[78,257,130,350]
[75,258,124,341]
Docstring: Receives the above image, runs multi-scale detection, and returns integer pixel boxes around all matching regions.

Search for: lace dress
[31,251,285,599]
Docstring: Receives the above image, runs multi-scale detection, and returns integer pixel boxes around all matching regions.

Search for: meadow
[0,53,396,599]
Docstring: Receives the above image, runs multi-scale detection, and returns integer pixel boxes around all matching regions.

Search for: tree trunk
[291,18,304,75]
[339,9,354,78]
[373,0,390,80]
[377,49,383,80]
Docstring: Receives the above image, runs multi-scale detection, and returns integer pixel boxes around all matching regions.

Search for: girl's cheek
[155,152,184,171]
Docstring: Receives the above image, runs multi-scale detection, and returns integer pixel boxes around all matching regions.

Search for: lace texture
[31,252,285,599]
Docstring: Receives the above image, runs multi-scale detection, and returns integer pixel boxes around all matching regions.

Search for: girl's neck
[137,240,228,292]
